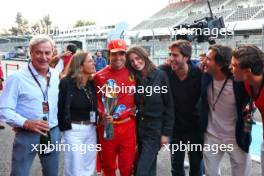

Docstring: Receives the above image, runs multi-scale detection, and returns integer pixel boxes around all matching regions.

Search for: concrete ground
[0,121,262,176]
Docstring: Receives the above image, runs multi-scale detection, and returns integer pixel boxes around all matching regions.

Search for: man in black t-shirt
[159,40,203,176]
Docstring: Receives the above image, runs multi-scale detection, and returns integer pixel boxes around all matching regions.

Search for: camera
[173,0,225,44]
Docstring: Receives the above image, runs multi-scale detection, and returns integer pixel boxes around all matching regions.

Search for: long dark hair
[126,45,156,82]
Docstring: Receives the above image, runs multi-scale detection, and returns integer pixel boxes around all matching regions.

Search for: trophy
[101,79,119,140]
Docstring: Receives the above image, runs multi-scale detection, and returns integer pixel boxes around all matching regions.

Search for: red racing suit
[244,82,264,138]
[94,65,137,176]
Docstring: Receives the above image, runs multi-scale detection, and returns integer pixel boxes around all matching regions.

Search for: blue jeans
[170,135,203,176]
[136,117,162,176]
[10,127,60,176]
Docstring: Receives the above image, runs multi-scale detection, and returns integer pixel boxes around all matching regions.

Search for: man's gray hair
[29,35,55,52]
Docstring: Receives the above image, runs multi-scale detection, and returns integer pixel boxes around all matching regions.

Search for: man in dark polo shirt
[159,40,203,176]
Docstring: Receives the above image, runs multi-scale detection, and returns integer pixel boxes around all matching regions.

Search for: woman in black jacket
[126,45,174,176]
[58,51,97,176]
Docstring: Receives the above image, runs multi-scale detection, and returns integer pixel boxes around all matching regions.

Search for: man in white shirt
[0,35,60,176]
[200,45,251,176]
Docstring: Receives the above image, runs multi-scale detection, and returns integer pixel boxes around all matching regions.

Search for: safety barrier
[5,63,19,79]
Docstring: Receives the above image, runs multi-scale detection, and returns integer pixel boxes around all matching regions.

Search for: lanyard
[81,85,94,110]
[211,77,229,111]
[28,65,50,101]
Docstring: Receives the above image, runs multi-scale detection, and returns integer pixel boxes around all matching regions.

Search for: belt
[113,117,132,125]
[71,120,95,125]
[13,125,58,133]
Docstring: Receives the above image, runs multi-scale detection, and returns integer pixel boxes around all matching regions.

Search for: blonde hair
[65,51,93,89]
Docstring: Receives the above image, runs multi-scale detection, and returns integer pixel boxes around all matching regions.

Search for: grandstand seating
[133,16,185,30]
[132,0,264,30]
[186,0,228,13]
[226,6,263,22]
[225,0,252,9]
[148,17,185,29]
[254,9,264,19]
[210,0,228,8]
[213,10,233,19]
[182,12,210,25]
[133,20,152,30]
[187,0,207,12]
[152,2,190,18]
[129,0,264,61]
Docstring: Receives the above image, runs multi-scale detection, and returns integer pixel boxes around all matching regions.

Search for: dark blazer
[199,73,251,153]
[57,77,97,131]
[135,69,175,137]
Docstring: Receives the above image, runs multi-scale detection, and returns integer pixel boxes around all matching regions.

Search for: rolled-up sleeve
[0,74,27,127]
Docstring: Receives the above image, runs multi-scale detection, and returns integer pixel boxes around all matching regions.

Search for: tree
[74,20,85,27]
[9,27,19,36]
[30,15,52,35]
[42,15,52,26]
[31,22,41,34]
[41,15,52,34]
[74,20,95,27]
[6,13,54,36]
[9,12,30,35]
[21,19,29,35]
[15,12,23,27]
[15,12,23,35]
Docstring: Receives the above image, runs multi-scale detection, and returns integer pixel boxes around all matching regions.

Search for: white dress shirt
[0,63,60,128]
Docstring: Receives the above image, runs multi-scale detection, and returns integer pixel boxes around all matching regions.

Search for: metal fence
[5,63,20,79]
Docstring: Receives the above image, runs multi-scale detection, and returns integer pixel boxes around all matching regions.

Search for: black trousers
[170,134,203,176]
[136,117,162,176]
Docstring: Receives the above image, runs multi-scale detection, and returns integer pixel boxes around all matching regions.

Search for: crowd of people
[0,34,263,176]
